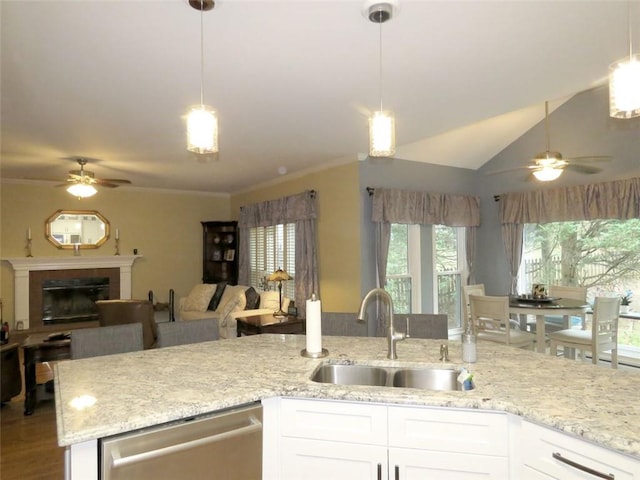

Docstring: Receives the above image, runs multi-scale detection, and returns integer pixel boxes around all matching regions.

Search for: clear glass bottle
[462,324,477,363]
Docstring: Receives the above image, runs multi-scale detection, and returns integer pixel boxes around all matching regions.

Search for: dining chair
[321,312,369,336]
[469,295,536,349]
[95,299,158,349]
[392,314,449,340]
[462,284,485,330]
[70,323,144,360]
[545,285,588,332]
[548,296,621,368]
[156,319,219,348]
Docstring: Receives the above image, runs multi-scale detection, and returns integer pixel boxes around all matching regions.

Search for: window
[519,219,640,356]
[386,224,466,331]
[249,223,296,299]
[386,224,420,314]
[434,225,467,330]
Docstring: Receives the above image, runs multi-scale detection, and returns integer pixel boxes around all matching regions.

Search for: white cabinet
[516,420,639,480]
[262,397,509,480]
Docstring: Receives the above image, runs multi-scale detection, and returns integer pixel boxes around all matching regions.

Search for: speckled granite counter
[55,334,640,457]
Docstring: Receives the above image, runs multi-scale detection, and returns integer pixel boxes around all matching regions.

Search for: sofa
[175,283,290,339]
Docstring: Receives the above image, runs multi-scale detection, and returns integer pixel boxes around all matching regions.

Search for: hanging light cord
[378,9,383,112]
[628,0,634,59]
[544,101,550,153]
[199,0,205,106]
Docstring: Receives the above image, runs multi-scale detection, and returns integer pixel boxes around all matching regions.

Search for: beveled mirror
[45,210,110,249]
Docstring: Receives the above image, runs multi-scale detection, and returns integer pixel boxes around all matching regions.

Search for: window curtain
[238,190,318,318]
[498,177,640,294]
[370,188,481,334]
[465,226,477,284]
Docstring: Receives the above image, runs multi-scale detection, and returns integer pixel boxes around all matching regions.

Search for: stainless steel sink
[311,364,388,387]
[392,368,461,391]
[311,363,468,391]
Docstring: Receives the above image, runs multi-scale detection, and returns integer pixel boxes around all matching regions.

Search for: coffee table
[236,314,304,336]
[21,333,71,415]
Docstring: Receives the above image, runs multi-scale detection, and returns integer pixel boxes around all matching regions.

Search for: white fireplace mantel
[2,255,141,329]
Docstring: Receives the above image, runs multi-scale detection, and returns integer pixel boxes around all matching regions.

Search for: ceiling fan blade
[485,165,535,176]
[98,178,132,185]
[565,163,602,174]
[567,155,612,163]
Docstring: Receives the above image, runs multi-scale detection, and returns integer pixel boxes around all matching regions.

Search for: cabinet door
[281,437,388,480]
[388,406,509,456]
[518,420,639,480]
[280,398,387,445]
[389,448,509,479]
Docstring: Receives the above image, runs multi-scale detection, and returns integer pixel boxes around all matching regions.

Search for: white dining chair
[548,296,621,368]
[462,284,485,331]
[469,295,536,349]
[546,285,588,332]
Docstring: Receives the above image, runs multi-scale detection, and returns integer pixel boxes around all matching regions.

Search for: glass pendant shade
[369,110,396,157]
[67,183,97,198]
[609,54,640,118]
[532,167,563,182]
[186,104,219,154]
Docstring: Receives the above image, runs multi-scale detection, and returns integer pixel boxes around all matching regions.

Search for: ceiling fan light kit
[67,183,97,199]
[609,1,640,119]
[367,1,397,158]
[532,167,563,182]
[186,0,219,154]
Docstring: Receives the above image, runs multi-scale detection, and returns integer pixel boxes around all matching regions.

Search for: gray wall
[358,85,640,303]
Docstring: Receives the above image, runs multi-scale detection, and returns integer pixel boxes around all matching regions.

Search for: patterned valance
[371,188,480,227]
[500,177,640,224]
[239,190,316,228]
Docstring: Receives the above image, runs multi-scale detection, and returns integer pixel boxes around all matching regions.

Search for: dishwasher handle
[110,415,262,469]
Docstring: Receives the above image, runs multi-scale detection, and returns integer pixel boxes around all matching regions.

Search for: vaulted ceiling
[1,1,633,193]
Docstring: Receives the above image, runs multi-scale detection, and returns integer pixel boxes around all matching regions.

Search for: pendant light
[186,0,219,154]
[609,1,640,119]
[367,2,396,157]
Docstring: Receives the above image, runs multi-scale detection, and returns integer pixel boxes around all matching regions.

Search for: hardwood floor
[1,360,65,480]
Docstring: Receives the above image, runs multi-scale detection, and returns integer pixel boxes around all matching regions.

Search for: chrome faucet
[357,288,406,360]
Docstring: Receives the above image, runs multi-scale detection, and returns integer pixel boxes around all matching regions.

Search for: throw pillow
[208,281,227,311]
[244,287,260,310]
[259,291,291,312]
[218,291,247,320]
[183,284,217,312]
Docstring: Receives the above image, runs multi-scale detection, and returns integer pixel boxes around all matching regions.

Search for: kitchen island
[55,334,640,477]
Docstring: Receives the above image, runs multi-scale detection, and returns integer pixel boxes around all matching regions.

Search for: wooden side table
[21,333,71,415]
[236,314,304,337]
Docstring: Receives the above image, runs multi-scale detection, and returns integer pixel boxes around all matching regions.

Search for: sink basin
[311,363,467,391]
[311,364,388,387]
[392,368,462,391]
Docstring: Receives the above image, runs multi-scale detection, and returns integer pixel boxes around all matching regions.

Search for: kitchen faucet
[357,288,406,360]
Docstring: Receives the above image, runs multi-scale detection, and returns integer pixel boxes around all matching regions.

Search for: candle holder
[114,238,120,256]
[25,238,33,257]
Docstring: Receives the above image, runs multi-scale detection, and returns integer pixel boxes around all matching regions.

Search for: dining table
[508,296,590,353]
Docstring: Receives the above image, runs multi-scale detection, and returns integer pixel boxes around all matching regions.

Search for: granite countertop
[54,334,640,457]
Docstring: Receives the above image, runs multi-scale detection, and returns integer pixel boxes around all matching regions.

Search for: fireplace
[42,277,111,325]
[2,255,140,330]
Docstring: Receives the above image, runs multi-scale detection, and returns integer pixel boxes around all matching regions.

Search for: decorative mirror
[45,210,110,249]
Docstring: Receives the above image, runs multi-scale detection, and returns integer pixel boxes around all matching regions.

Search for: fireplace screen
[42,277,110,324]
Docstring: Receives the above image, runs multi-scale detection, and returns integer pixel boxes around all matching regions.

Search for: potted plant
[620,290,632,313]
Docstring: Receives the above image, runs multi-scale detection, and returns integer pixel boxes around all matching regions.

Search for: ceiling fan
[487,101,611,182]
[58,157,131,198]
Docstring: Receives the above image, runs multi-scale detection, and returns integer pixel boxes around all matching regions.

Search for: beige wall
[1,182,230,326]
[230,162,362,312]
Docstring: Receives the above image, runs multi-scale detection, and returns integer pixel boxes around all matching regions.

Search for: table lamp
[267,268,293,317]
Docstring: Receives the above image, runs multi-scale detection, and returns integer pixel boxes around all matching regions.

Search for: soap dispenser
[461,323,477,363]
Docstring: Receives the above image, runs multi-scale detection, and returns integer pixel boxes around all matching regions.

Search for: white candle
[115,228,119,240]
[305,295,322,353]
[27,227,31,240]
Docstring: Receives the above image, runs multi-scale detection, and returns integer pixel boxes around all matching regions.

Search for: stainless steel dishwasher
[99,402,262,480]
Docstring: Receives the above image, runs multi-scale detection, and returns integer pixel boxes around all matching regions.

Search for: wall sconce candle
[115,228,119,240]
[27,227,32,240]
